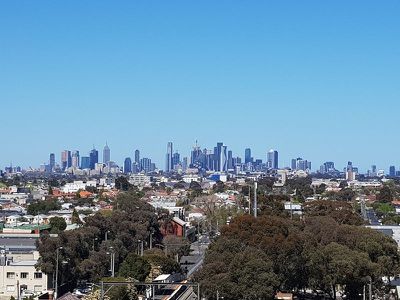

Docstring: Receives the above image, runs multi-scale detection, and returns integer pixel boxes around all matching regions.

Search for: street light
[106,247,115,277]
[137,240,143,256]
[105,230,110,242]
[54,246,63,300]
[93,237,98,251]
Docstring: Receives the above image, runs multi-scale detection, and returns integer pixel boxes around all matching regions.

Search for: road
[180,234,210,278]
[366,207,380,225]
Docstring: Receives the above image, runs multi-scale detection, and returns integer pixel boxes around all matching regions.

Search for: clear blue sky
[1,1,399,172]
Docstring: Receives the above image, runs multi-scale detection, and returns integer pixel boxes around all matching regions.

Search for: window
[6,272,15,279]
[34,272,42,279]
[6,285,15,292]
[20,272,28,279]
[34,285,43,292]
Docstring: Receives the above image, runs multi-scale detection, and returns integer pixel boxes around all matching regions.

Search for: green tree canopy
[119,253,151,281]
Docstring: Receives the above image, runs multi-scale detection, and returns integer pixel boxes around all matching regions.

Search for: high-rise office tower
[71,150,80,168]
[134,150,140,164]
[165,142,173,172]
[267,149,278,169]
[212,142,223,171]
[89,148,99,169]
[172,152,180,167]
[124,157,132,174]
[49,153,55,170]
[103,143,110,164]
[191,141,202,166]
[221,145,227,172]
[371,165,377,177]
[389,166,396,177]
[291,159,297,170]
[182,157,188,172]
[245,148,252,164]
[61,150,71,171]
[141,157,152,173]
[81,156,90,169]
[227,150,233,169]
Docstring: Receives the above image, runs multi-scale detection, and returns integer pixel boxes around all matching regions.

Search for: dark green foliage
[376,185,394,203]
[119,253,151,281]
[198,213,399,300]
[212,180,225,193]
[49,216,67,233]
[27,199,61,215]
[71,209,83,224]
[115,176,132,191]
[334,188,356,201]
[286,176,314,200]
[37,191,162,285]
[144,252,181,274]
[303,200,364,225]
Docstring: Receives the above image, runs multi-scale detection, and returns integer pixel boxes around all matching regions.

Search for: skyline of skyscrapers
[41,141,400,177]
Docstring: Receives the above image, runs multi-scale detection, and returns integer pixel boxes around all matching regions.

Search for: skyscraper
[172,152,180,168]
[61,150,71,171]
[267,149,278,169]
[141,157,152,173]
[245,148,252,164]
[227,150,233,170]
[165,142,173,172]
[389,166,396,177]
[49,153,55,170]
[89,148,99,169]
[134,149,140,164]
[71,150,80,168]
[221,145,227,172]
[182,157,188,172]
[103,143,110,164]
[124,157,132,174]
[81,156,90,169]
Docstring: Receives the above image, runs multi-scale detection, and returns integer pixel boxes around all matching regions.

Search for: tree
[377,185,394,203]
[49,216,67,233]
[27,199,61,215]
[115,176,132,191]
[119,253,151,281]
[72,209,83,224]
[213,180,225,193]
[303,200,364,225]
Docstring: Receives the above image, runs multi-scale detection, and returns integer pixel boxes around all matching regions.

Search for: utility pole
[55,247,63,300]
[107,247,115,277]
[149,232,153,249]
[253,181,257,218]
[368,277,372,300]
[248,185,251,214]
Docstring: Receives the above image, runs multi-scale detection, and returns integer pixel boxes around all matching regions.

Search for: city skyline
[1,1,400,171]
[2,140,400,174]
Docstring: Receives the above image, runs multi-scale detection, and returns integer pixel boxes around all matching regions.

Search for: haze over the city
[1,1,399,171]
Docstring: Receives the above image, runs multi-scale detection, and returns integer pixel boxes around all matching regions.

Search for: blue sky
[1,1,399,172]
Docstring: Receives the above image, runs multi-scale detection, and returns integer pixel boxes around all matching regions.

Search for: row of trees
[37,191,185,299]
[197,201,399,299]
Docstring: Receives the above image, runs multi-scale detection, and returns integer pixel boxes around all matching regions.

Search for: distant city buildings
[267,149,278,169]
[6,141,400,180]
[103,143,110,164]
[165,142,173,173]
[124,157,132,174]
[291,157,311,172]
[89,148,98,170]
